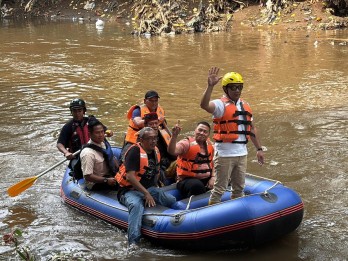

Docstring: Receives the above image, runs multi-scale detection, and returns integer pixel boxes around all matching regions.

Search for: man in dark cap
[57,98,91,160]
[57,98,113,160]
[121,90,168,161]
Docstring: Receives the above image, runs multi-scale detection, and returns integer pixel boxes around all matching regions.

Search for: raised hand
[208,67,222,87]
[171,120,182,137]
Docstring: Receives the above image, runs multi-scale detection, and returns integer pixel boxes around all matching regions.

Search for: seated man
[167,121,215,198]
[80,118,118,191]
[143,112,176,185]
[115,127,176,246]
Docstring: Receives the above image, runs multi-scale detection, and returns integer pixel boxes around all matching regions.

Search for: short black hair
[87,117,105,133]
[144,112,158,124]
[145,90,160,99]
[196,121,211,131]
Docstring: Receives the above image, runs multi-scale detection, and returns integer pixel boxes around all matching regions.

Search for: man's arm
[131,107,145,128]
[167,121,183,156]
[200,67,222,114]
[57,143,73,159]
[82,151,116,185]
[250,123,265,166]
[126,170,156,207]
[84,173,116,185]
[57,123,74,159]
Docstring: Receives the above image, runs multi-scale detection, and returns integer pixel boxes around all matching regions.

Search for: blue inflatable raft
[60,149,303,250]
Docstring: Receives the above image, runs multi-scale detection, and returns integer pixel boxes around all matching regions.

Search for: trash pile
[130,0,239,36]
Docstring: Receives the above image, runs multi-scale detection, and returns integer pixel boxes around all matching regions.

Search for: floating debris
[96,18,105,27]
[84,1,95,11]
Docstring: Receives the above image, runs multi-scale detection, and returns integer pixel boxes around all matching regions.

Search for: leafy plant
[2,228,36,261]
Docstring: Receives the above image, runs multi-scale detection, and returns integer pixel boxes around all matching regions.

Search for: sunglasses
[226,84,243,91]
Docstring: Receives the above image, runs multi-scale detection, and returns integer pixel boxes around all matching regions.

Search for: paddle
[7,150,80,197]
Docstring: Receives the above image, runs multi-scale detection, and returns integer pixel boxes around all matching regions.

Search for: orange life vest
[159,127,171,146]
[213,97,254,143]
[125,104,165,144]
[176,137,214,180]
[115,143,161,188]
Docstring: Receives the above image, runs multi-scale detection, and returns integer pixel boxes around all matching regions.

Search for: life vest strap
[178,166,212,174]
[181,158,211,164]
[214,130,254,135]
[213,119,251,125]
[233,111,252,117]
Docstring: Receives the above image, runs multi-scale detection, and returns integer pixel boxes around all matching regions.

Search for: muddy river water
[0,19,347,260]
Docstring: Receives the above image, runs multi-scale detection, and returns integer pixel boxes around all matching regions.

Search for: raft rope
[246,172,282,184]
[72,173,283,218]
[186,195,194,210]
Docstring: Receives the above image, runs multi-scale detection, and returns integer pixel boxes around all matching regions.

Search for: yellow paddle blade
[7,176,38,197]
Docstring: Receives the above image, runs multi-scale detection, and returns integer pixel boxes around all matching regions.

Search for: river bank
[1,0,348,32]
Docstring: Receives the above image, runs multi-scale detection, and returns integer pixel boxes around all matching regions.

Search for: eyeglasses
[143,136,158,142]
[226,84,243,91]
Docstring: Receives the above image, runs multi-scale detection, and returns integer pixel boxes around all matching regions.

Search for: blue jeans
[120,187,176,245]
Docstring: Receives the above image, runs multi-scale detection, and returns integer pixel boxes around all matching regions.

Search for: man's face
[144,97,159,112]
[71,107,85,121]
[140,129,158,151]
[224,83,243,102]
[90,125,105,144]
[194,124,210,143]
[145,119,159,132]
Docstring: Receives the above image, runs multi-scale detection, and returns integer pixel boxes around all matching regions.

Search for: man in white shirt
[81,118,118,190]
[200,66,265,203]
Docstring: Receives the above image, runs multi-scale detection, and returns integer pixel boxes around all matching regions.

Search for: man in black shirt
[115,127,176,247]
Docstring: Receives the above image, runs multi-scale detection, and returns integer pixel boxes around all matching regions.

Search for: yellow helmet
[221,72,244,86]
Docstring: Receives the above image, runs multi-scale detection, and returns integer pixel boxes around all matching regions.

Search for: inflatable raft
[60,150,303,250]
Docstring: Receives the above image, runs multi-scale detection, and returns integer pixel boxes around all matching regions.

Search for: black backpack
[69,143,110,181]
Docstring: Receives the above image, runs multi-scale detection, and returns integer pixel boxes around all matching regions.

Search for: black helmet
[69,98,86,111]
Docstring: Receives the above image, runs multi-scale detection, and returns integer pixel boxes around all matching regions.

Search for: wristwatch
[103,178,108,183]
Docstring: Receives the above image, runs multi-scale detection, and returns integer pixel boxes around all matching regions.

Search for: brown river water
[0,18,347,260]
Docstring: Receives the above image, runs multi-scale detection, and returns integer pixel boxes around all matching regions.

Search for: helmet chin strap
[223,88,233,102]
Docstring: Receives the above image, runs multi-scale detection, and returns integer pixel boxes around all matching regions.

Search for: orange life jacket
[213,97,254,143]
[125,104,165,144]
[159,127,171,146]
[115,143,161,188]
[176,137,214,180]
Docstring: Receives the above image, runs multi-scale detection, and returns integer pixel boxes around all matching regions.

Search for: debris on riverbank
[1,0,347,34]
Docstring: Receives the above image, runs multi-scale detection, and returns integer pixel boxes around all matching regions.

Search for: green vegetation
[3,228,36,261]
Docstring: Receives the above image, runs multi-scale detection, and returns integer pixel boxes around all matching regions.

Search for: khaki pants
[209,155,247,204]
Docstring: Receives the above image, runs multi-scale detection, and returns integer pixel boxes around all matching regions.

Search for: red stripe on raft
[144,203,304,239]
[61,188,303,240]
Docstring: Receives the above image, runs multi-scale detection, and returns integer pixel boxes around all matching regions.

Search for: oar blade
[7,176,38,197]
